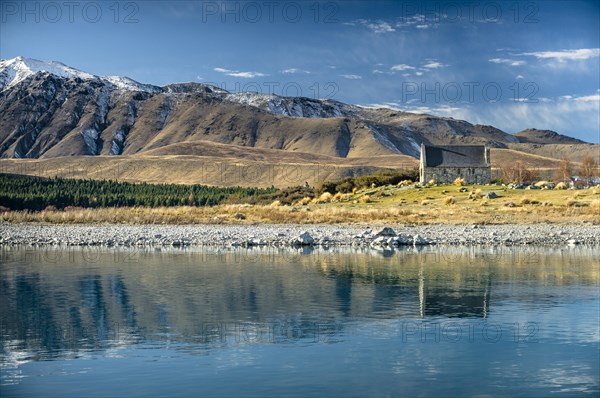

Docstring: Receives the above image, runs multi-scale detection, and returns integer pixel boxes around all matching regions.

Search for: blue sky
[1,0,599,142]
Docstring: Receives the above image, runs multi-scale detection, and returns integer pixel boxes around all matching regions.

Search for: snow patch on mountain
[110,130,126,155]
[104,76,161,93]
[225,92,357,119]
[96,86,111,124]
[367,125,400,153]
[81,128,100,155]
[405,136,422,157]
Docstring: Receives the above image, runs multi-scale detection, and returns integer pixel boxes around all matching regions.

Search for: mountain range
[0,57,596,186]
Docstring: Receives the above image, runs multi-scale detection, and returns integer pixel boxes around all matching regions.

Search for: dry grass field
[3,183,598,225]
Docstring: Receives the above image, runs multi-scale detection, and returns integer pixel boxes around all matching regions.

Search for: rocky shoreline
[0,222,598,248]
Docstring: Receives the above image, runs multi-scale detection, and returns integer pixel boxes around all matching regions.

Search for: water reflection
[1,245,598,396]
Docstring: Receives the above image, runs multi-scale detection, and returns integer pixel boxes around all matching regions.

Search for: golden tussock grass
[520,196,532,205]
[453,177,466,186]
[443,196,455,205]
[2,202,598,225]
[296,197,312,206]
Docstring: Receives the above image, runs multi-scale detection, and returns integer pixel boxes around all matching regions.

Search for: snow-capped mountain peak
[0,56,160,93]
[0,56,95,91]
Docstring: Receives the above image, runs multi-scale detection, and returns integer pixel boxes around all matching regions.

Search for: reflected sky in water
[1,246,598,397]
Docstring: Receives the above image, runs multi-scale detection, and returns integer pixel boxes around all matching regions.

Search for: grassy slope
[0,146,592,188]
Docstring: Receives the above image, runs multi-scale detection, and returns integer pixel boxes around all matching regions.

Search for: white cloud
[196,75,204,81]
[396,14,439,29]
[489,58,526,66]
[516,75,525,79]
[340,74,362,80]
[415,71,423,76]
[557,93,600,103]
[423,61,447,69]
[391,64,414,71]
[573,94,600,102]
[372,69,385,74]
[520,48,600,61]
[281,68,310,74]
[351,19,395,33]
[214,67,266,78]
[228,71,265,78]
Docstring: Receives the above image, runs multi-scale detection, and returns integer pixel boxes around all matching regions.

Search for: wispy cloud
[340,74,362,80]
[214,67,266,78]
[396,14,439,29]
[572,93,600,102]
[391,64,415,71]
[347,19,395,33]
[520,48,600,61]
[423,61,447,69]
[489,58,526,66]
[280,68,310,74]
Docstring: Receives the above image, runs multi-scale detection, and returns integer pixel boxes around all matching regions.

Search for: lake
[1,246,599,397]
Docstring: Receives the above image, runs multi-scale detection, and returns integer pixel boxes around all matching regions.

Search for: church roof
[422,145,488,167]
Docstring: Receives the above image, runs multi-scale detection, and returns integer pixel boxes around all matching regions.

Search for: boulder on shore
[374,227,397,237]
[291,231,314,246]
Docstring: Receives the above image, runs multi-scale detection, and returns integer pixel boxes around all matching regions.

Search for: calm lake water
[1,246,599,397]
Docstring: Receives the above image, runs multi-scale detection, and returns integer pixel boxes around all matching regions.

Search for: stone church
[419,144,491,184]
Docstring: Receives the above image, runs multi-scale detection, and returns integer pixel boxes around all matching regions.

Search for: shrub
[316,180,338,195]
[591,200,600,211]
[566,198,577,207]
[444,196,455,205]
[270,200,281,207]
[474,189,482,198]
[336,180,354,194]
[519,197,531,205]
[555,182,567,190]
[421,200,430,206]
